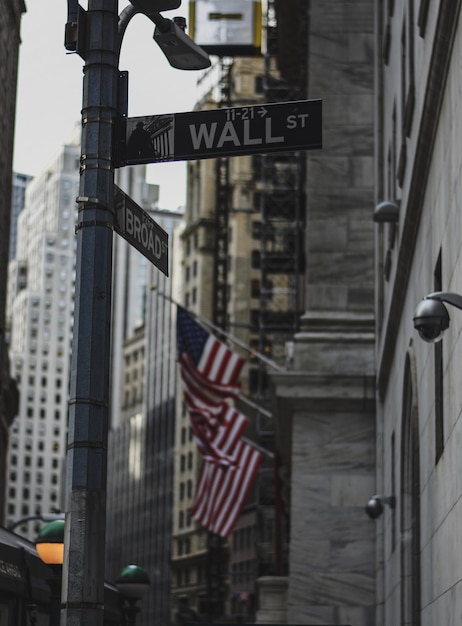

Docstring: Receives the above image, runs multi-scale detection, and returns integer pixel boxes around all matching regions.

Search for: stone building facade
[375,1,462,625]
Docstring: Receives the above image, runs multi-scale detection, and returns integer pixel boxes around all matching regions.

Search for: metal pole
[61,1,119,624]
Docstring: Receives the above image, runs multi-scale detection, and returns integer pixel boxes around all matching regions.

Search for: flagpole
[241,436,274,459]
[152,288,285,372]
[237,394,272,419]
[173,285,281,594]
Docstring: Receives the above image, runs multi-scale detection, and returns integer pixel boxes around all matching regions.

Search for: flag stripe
[201,442,249,526]
[198,337,245,385]
[188,405,248,466]
[191,440,263,538]
[212,444,262,536]
[180,354,241,408]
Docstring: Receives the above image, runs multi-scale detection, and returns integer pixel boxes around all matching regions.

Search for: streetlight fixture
[35,519,65,566]
[413,291,462,342]
[115,565,150,626]
[35,520,65,626]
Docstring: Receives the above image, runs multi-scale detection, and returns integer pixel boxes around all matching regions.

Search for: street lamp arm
[8,513,64,532]
[426,291,462,310]
[118,3,174,40]
[118,4,140,54]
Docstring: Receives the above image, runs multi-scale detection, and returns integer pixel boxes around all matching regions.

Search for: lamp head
[35,519,65,565]
[413,297,450,343]
[116,565,150,600]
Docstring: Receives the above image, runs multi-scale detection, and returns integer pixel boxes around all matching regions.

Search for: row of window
[180,426,194,445]
[232,525,256,551]
[123,386,143,408]
[175,564,207,588]
[9,470,59,486]
[179,480,193,501]
[8,492,59,516]
[184,261,198,282]
[25,375,63,388]
[23,391,64,405]
[9,454,60,470]
[179,451,194,473]
[10,437,60,453]
[178,508,192,530]
[125,348,144,365]
[125,367,143,382]
[25,407,62,420]
[12,420,61,438]
[16,358,65,374]
[231,560,256,584]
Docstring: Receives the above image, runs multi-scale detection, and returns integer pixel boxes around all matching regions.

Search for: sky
[13,0,205,210]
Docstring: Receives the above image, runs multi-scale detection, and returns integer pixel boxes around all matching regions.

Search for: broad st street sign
[113,186,169,275]
[119,99,322,165]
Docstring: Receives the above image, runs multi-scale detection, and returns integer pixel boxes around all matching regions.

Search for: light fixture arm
[376,495,396,509]
[8,513,64,532]
[426,291,462,311]
[118,4,140,49]
[118,5,170,48]
[117,3,210,70]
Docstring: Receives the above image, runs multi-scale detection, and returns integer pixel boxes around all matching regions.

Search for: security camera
[365,496,384,519]
[413,297,450,343]
[153,17,211,70]
[365,495,395,520]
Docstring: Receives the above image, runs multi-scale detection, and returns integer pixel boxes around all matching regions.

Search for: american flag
[177,306,246,453]
[177,306,244,386]
[191,439,263,538]
[177,305,245,431]
[176,306,263,536]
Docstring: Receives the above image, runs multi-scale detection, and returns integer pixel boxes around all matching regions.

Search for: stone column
[270,1,377,625]
[256,576,288,624]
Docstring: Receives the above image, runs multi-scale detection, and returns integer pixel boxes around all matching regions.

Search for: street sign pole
[62,3,208,624]
[61,1,118,624]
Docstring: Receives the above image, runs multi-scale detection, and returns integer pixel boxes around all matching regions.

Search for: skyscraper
[5,124,160,539]
[106,208,183,626]
[6,133,80,538]
[0,0,25,524]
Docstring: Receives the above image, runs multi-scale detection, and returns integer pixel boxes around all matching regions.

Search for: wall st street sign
[113,186,169,275]
[118,99,322,165]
